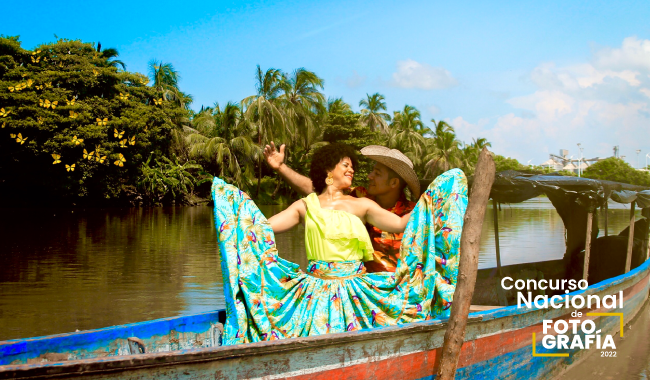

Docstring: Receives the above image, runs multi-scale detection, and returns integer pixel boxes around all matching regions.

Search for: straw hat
[360,145,420,198]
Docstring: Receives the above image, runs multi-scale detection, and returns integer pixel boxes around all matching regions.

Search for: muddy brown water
[0,197,647,377]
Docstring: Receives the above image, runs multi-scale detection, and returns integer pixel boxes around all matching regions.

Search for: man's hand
[264,141,285,171]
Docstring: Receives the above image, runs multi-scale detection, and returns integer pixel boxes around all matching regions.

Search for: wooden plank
[583,212,593,281]
[469,305,501,312]
[603,199,609,236]
[493,198,508,306]
[437,147,496,380]
[626,202,636,273]
[493,199,503,277]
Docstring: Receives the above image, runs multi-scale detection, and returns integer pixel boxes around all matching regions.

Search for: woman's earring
[325,172,334,186]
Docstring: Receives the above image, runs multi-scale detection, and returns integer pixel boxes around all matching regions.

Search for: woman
[212,143,467,346]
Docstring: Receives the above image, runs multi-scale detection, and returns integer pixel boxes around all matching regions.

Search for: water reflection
[0,198,643,342]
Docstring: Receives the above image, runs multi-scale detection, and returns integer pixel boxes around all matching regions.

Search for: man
[263,142,420,272]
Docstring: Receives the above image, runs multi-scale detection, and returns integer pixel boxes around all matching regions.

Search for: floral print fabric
[212,168,467,346]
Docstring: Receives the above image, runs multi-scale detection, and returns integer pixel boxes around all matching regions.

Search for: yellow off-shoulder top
[303,193,374,262]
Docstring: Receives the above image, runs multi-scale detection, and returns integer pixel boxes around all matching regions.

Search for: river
[0,197,647,377]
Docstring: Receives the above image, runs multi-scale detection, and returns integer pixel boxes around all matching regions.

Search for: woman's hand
[268,199,306,234]
[264,142,285,171]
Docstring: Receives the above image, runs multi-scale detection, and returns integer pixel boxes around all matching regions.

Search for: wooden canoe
[1,256,648,380]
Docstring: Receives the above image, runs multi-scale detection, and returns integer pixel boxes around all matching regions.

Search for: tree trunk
[436,147,496,379]
[272,178,282,200]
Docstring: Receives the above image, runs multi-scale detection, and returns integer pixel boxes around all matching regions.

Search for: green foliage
[255,176,276,204]
[359,93,390,133]
[419,122,459,178]
[137,155,208,205]
[493,155,525,172]
[184,102,258,192]
[323,114,383,149]
[278,68,326,181]
[2,36,529,206]
[529,165,556,174]
[149,59,192,108]
[583,157,650,186]
[0,36,189,205]
[386,106,428,175]
[556,170,577,177]
[327,97,353,115]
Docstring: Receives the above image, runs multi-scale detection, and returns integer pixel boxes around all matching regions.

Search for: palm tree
[431,119,455,136]
[387,105,427,169]
[149,60,179,91]
[327,97,353,115]
[457,142,477,176]
[279,68,326,153]
[472,137,492,150]
[148,60,191,108]
[242,66,286,196]
[457,137,492,175]
[424,124,462,178]
[184,102,258,190]
[98,47,126,70]
[392,105,425,131]
[359,93,391,133]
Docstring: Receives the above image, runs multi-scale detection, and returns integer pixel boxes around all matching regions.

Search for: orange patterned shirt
[350,187,416,272]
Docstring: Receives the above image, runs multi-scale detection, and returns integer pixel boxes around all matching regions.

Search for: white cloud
[577,67,640,88]
[530,62,640,91]
[391,59,457,89]
[450,116,491,144]
[427,104,441,115]
[507,91,575,122]
[593,36,650,73]
[462,37,650,165]
[346,70,366,88]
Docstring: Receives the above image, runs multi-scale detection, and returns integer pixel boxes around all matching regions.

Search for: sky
[5,0,650,166]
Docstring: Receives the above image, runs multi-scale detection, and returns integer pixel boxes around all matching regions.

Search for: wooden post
[605,203,609,236]
[493,199,503,277]
[583,212,593,281]
[645,208,650,260]
[437,148,495,380]
[625,202,636,273]
[647,229,649,260]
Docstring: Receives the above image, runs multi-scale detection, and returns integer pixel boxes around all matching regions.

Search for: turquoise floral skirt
[212,169,468,346]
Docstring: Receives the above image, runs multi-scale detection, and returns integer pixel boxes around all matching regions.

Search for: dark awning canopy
[486,170,650,266]
[490,170,650,210]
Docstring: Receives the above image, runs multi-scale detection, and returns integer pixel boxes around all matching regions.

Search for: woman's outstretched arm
[362,198,412,233]
[264,142,314,196]
[268,199,306,234]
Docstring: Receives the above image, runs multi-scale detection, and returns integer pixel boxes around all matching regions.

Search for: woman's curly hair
[310,143,359,193]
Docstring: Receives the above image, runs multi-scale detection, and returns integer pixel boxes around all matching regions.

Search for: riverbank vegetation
[583,157,650,186]
[2,36,643,207]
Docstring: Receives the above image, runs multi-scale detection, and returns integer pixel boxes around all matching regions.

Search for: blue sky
[5,0,650,166]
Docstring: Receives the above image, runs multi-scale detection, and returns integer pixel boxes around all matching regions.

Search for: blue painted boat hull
[1,258,648,379]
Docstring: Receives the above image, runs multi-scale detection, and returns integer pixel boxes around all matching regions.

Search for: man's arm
[264,142,314,196]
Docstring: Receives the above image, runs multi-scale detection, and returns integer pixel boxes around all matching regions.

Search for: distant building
[540,149,603,174]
